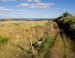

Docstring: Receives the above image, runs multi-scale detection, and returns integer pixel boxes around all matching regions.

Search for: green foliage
[55,12,73,22]
[37,36,54,58]
[62,12,72,17]
[56,12,75,30]
[38,36,53,50]
[58,16,75,30]
[55,12,75,42]
[0,36,8,44]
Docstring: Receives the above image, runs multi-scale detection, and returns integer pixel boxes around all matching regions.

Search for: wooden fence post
[28,35,35,58]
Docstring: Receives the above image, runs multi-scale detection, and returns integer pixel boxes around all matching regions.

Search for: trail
[45,21,75,58]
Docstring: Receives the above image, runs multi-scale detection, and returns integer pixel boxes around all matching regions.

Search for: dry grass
[0,20,49,58]
[0,20,74,58]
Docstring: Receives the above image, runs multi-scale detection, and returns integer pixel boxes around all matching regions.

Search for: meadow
[0,20,53,58]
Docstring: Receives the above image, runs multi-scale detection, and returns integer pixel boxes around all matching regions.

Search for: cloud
[17,3,29,7]
[19,10,27,12]
[0,7,14,12]
[17,13,27,17]
[28,0,32,2]
[36,3,55,8]
[56,8,66,12]
[0,0,16,2]
[0,7,14,14]
[27,0,41,2]
[0,0,41,2]
[56,8,63,10]
[0,7,15,18]
[17,3,55,9]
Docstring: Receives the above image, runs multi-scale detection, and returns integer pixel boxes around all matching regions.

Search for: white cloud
[27,0,41,2]
[18,13,26,15]
[17,13,27,17]
[0,7,14,12]
[19,10,27,12]
[0,7,14,14]
[56,8,63,10]
[56,8,66,11]
[18,3,55,9]
[36,3,55,8]
[56,8,67,13]
[35,0,41,2]
[0,0,41,2]
[17,3,29,7]
[28,0,32,2]
[0,0,17,2]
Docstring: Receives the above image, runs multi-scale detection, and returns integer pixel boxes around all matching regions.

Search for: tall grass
[36,36,54,58]
[0,36,8,44]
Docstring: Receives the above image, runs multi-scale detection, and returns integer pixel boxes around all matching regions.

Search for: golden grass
[0,20,49,58]
[0,20,74,58]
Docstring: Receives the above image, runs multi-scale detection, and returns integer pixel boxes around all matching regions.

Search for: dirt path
[46,21,75,58]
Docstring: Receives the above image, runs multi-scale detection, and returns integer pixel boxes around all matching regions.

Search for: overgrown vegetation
[55,12,75,42]
[0,12,75,58]
[38,36,53,51]
[0,36,8,44]
[35,36,54,58]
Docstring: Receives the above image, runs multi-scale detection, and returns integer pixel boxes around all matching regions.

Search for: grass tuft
[0,36,8,44]
[36,36,54,58]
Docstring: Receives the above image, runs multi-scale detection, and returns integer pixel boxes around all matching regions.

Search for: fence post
[28,35,35,58]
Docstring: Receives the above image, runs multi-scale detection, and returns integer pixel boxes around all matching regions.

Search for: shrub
[36,36,54,58]
[0,36,8,44]
[38,36,53,51]
[62,12,72,17]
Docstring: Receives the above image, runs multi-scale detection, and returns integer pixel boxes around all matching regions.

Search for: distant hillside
[0,18,50,21]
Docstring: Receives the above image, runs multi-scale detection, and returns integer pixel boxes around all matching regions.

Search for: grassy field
[0,19,61,58]
[0,20,52,58]
[0,16,74,58]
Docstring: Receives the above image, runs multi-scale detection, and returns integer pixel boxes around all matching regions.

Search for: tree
[63,12,72,17]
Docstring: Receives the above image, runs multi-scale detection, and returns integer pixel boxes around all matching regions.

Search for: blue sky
[0,0,75,18]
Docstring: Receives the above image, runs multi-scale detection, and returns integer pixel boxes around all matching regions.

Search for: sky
[0,0,75,18]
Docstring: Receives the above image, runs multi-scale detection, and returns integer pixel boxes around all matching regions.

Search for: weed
[0,36,8,44]
[36,36,54,58]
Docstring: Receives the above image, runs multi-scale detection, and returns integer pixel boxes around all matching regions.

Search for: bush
[0,36,8,44]
[38,36,53,51]
[36,36,54,58]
